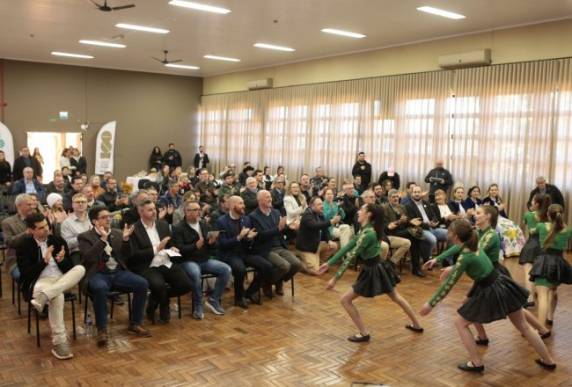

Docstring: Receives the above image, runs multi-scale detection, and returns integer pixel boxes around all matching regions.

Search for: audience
[12,166,46,202]
[172,200,231,319]
[17,212,85,360]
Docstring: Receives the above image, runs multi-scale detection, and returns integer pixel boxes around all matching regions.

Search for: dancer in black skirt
[529,204,572,327]
[318,204,423,342]
[520,194,551,306]
[420,220,556,373]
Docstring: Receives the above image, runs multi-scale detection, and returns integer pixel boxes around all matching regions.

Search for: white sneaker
[51,342,74,360]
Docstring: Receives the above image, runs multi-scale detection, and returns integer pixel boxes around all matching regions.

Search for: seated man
[78,207,151,346]
[172,200,231,320]
[195,168,217,207]
[63,175,86,212]
[12,167,46,203]
[270,177,286,216]
[98,177,129,212]
[215,196,273,308]
[60,193,92,265]
[2,193,35,282]
[127,200,192,323]
[240,177,259,215]
[340,182,359,227]
[17,213,85,360]
[295,196,339,275]
[249,190,302,297]
[405,185,447,264]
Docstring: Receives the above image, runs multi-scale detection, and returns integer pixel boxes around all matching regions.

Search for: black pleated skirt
[458,270,528,323]
[353,258,400,298]
[529,249,572,286]
[494,262,512,279]
[519,234,541,265]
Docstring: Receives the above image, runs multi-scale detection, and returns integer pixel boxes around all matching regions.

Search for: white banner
[95,121,116,175]
[0,121,15,165]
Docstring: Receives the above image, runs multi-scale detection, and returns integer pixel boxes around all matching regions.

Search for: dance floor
[0,256,570,386]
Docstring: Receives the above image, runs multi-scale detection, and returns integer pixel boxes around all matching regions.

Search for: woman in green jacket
[318,203,423,343]
[420,219,555,373]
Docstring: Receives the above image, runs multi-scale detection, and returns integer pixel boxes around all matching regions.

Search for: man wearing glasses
[79,207,151,346]
[17,213,85,360]
[61,193,92,265]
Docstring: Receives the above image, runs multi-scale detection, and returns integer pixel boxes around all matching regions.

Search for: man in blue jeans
[78,206,151,346]
[172,200,231,320]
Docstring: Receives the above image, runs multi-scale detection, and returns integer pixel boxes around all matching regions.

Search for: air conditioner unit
[438,49,492,69]
[247,78,273,90]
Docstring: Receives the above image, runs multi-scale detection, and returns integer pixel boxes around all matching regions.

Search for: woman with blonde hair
[284,181,308,231]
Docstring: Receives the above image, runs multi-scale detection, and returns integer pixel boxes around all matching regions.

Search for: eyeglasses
[98,215,112,219]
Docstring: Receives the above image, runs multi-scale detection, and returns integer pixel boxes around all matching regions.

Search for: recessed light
[254,43,295,52]
[51,51,94,59]
[321,28,366,39]
[417,6,466,20]
[169,0,230,14]
[204,54,240,62]
[115,23,170,34]
[165,63,200,70]
[79,40,126,48]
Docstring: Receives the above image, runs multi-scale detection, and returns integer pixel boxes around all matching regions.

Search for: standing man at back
[424,159,453,202]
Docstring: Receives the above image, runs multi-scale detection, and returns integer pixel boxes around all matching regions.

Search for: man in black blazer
[12,146,42,181]
[172,200,231,319]
[405,185,447,264]
[295,197,339,275]
[127,200,192,323]
[249,190,301,297]
[527,176,565,209]
[17,212,85,360]
[215,196,274,308]
[79,207,151,346]
[193,145,210,169]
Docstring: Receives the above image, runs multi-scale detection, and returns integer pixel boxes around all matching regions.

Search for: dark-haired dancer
[426,206,550,347]
[529,204,572,327]
[318,204,423,342]
[520,194,551,306]
[420,219,555,372]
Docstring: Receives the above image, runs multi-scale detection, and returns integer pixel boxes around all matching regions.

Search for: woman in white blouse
[283,181,308,230]
[60,148,71,170]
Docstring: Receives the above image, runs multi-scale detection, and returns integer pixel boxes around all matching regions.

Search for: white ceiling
[1,0,571,78]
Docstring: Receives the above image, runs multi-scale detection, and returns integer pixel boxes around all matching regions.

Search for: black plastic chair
[28,293,77,348]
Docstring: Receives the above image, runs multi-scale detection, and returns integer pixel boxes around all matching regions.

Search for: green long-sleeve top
[537,223,572,250]
[523,211,539,236]
[435,227,500,265]
[327,224,380,280]
[428,248,494,307]
[323,200,346,237]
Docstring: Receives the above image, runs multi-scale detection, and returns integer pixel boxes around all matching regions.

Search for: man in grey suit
[2,193,36,280]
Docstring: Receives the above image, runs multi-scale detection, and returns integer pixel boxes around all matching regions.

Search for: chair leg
[27,302,31,334]
[35,310,40,348]
[83,294,89,324]
[291,277,295,298]
[17,287,21,315]
[177,296,182,319]
[71,300,77,340]
[127,293,132,321]
[12,279,15,305]
[110,298,115,320]
[78,286,82,305]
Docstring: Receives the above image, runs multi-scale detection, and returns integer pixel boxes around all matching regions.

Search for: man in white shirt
[16,213,85,360]
[61,193,92,265]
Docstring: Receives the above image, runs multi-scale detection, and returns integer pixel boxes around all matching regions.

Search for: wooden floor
[0,257,571,387]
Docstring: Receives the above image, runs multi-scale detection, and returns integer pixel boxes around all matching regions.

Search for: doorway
[27,132,82,183]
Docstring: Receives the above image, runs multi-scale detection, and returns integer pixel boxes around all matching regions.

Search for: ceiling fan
[152,50,183,65]
[90,0,135,12]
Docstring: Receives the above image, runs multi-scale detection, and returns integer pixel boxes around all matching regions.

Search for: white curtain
[199,58,572,223]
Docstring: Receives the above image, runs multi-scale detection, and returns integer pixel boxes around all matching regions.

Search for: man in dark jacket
[17,212,85,360]
[172,200,231,319]
[79,206,150,346]
[13,146,42,181]
[424,159,453,201]
[12,167,46,202]
[527,176,565,209]
[295,197,339,275]
[215,196,273,308]
[351,152,372,189]
[270,177,286,216]
[240,177,259,214]
[162,143,182,169]
[249,190,301,297]
[127,200,192,323]
[193,145,210,169]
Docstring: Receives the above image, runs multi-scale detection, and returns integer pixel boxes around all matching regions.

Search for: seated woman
[462,186,482,219]
[434,189,462,229]
[449,186,471,219]
[284,182,308,236]
[482,184,526,257]
[323,188,353,247]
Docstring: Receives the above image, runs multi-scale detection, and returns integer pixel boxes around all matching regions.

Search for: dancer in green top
[318,204,423,343]
[520,194,551,305]
[420,219,556,373]
[529,204,572,327]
